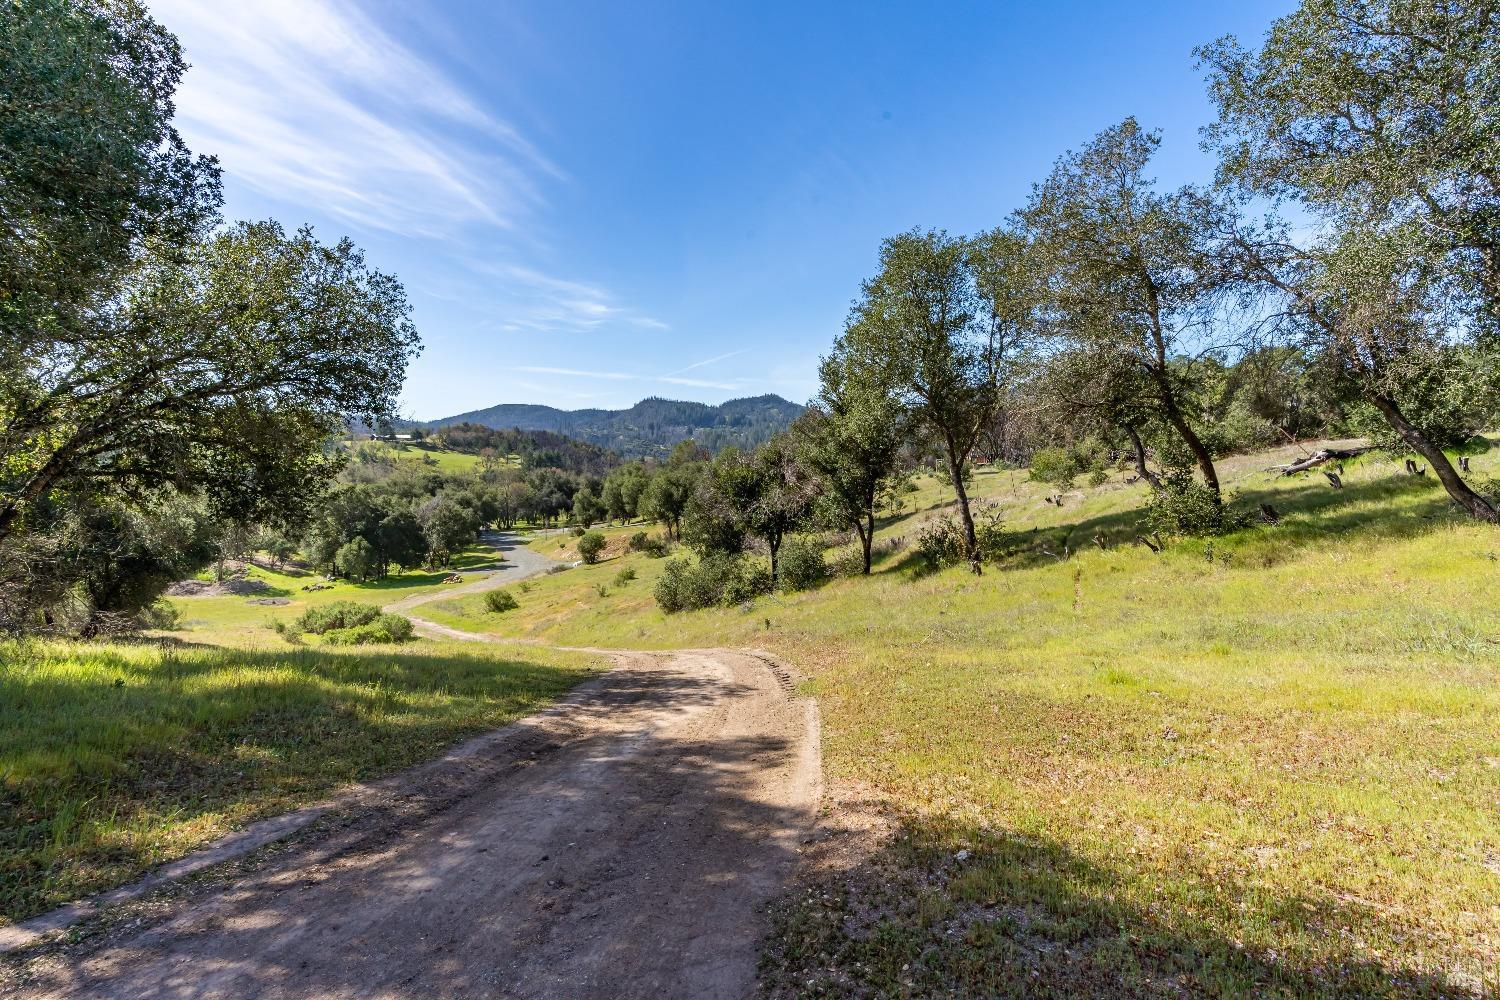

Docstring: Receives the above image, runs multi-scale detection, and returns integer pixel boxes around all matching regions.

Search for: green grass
[0,636,603,925]
[172,547,502,643]
[418,440,1500,996]
[344,440,492,474]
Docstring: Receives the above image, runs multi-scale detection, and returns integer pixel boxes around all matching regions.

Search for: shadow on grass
[0,641,604,924]
[887,471,1470,578]
[7,666,793,999]
[764,813,1485,998]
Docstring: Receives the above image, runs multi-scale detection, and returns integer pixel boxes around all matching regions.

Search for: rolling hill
[419,394,804,458]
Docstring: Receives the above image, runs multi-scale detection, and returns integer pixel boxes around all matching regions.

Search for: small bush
[571,526,587,537]
[294,601,381,635]
[1144,470,1253,538]
[577,531,606,564]
[613,567,637,586]
[323,613,414,645]
[484,589,519,613]
[594,583,610,598]
[138,599,180,630]
[654,554,771,613]
[778,537,828,592]
[517,580,533,594]
[914,500,1006,568]
[629,531,671,557]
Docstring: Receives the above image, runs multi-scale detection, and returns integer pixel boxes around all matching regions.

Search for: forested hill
[420,394,804,457]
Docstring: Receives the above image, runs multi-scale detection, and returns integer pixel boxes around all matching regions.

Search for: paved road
[2,535,821,1000]
[383,531,558,615]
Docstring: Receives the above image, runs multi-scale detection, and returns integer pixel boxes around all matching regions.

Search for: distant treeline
[420,394,805,458]
[431,423,619,476]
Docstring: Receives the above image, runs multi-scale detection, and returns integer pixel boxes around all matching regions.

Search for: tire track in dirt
[3,535,822,1000]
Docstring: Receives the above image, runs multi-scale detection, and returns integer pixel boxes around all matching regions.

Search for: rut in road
[2,645,821,1000]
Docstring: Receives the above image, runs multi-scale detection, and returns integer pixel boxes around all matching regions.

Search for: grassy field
[344,439,495,474]
[419,441,1500,996]
[1,537,604,926]
[172,547,503,643]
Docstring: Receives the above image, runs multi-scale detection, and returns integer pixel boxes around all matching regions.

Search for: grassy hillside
[421,441,1500,997]
[345,439,489,474]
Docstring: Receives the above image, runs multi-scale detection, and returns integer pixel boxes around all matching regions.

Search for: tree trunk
[945,445,981,574]
[769,535,781,585]
[862,509,875,574]
[1123,424,1162,489]
[1368,392,1498,523]
[1149,370,1220,497]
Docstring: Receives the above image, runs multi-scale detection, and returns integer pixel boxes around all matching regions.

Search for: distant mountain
[421,394,805,458]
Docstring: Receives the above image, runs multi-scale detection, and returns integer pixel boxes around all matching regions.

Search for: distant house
[375,433,414,442]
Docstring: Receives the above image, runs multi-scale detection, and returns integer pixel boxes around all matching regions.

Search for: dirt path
[4,649,820,999]
[3,534,821,998]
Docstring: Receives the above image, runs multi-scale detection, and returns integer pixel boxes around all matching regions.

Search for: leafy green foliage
[292,601,382,635]
[628,531,671,557]
[777,537,828,592]
[653,554,771,613]
[576,531,606,564]
[322,614,414,646]
[1144,471,1253,538]
[484,589,519,613]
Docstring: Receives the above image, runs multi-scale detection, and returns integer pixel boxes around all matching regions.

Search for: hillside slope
[419,438,1500,997]
[420,394,803,457]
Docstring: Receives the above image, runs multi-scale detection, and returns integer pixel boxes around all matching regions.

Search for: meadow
[0,540,603,926]
[420,441,1500,996]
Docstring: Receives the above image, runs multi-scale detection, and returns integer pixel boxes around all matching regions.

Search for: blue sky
[148,0,1292,419]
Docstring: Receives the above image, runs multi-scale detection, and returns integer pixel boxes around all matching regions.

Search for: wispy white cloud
[515,365,738,392]
[663,349,747,377]
[472,261,668,334]
[149,0,668,336]
[150,0,549,236]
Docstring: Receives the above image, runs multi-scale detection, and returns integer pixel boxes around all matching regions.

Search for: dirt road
[5,649,820,999]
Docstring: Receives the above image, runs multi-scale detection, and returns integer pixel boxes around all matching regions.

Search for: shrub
[654,554,771,613]
[629,531,670,557]
[138,599,180,630]
[1144,470,1253,538]
[613,567,637,586]
[517,580,533,594]
[323,613,414,645]
[1029,446,1084,490]
[914,499,1006,568]
[594,583,610,598]
[294,601,380,635]
[778,538,828,592]
[577,531,606,564]
[484,589,519,613]
[571,526,587,537]
[333,536,382,582]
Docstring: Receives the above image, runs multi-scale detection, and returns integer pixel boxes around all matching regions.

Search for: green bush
[484,589,519,613]
[913,499,1006,568]
[654,554,771,613]
[613,567,637,586]
[1029,446,1085,490]
[1144,470,1253,538]
[577,531,606,564]
[629,531,670,557]
[778,538,828,592]
[294,601,380,635]
[571,526,587,537]
[322,613,414,645]
[138,599,180,630]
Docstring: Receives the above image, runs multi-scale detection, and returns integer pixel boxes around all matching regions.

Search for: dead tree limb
[1271,446,1374,476]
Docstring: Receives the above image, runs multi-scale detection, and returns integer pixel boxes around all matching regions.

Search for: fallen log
[1271,446,1374,476]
